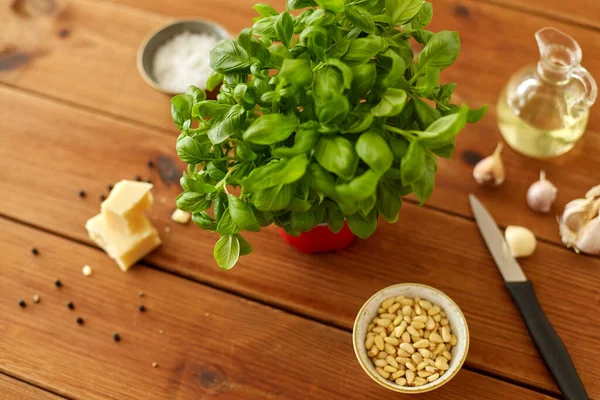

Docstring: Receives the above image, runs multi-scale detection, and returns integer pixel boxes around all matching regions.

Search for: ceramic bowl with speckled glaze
[353,283,469,394]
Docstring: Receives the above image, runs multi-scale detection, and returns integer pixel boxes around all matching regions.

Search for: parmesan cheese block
[101,180,153,233]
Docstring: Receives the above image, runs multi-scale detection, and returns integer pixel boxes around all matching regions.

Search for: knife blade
[469,194,589,400]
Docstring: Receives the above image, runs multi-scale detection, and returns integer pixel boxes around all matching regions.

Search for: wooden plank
[0,374,65,400]
[0,218,552,400]
[1,0,600,134]
[472,0,600,30]
[1,88,599,396]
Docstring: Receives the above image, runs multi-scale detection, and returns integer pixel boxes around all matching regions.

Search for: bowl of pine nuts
[353,283,469,393]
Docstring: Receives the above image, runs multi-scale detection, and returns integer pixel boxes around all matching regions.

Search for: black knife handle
[506,281,589,400]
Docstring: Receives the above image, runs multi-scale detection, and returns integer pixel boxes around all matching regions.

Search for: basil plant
[172,0,486,270]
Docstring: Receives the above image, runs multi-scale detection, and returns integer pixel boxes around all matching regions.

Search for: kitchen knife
[469,194,589,400]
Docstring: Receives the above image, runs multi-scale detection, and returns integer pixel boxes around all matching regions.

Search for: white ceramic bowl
[353,283,469,394]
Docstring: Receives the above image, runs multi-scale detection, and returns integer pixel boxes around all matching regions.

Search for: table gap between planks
[1,0,599,399]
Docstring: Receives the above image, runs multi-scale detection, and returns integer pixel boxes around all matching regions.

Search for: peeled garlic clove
[473,143,505,186]
[526,170,557,213]
[505,225,537,258]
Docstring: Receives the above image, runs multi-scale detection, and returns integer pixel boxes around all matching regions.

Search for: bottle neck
[537,61,571,86]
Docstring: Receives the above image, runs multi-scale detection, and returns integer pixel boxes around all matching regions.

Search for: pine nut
[414,297,421,303]
[369,347,379,357]
[396,356,411,365]
[386,356,399,368]
[374,335,384,351]
[445,344,452,352]
[376,367,391,379]
[425,317,436,331]
[411,321,425,330]
[403,315,412,323]
[418,348,431,358]
[401,332,411,343]
[414,304,423,315]
[399,298,414,306]
[406,326,419,337]
[377,318,392,328]
[367,323,375,331]
[377,307,387,314]
[441,326,451,343]
[442,351,452,361]
[423,330,431,339]
[428,305,441,316]
[418,370,432,378]
[425,358,435,367]
[375,359,388,367]
[382,298,396,309]
[384,337,399,346]
[365,336,375,349]
[427,373,440,382]
[414,377,427,386]
[425,366,437,373]
[429,332,443,343]
[411,352,423,364]
[395,295,405,303]
[434,343,445,356]
[418,300,432,310]
[397,348,411,358]
[380,331,387,338]
[440,318,449,326]
[411,335,421,343]
[433,314,441,322]
[395,377,407,386]
[373,326,386,334]
[412,315,428,323]
[417,361,428,370]
[381,313,397,320]
[401,306,412,316]
[392,369,405,379]
[440,311,446,317]
[385,344,396,355]
[400,342,415,354]
[384,365,398,373]
[405,362,416,371]
[451,334,458,346]
[435,357,449,370]
[405,370,415,384]
[394,321,407,338]
[393,315,403,326]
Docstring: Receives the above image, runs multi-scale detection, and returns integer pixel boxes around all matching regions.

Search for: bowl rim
[136,18,231,95]
[352,283,470,394]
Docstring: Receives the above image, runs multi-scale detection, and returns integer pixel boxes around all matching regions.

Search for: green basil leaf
[377,179,401,222]
[171,94,194,128]
[412,29,434,45]
[356,131,393,173]
[254,210,274,227]
[253,184,294,211]
[206,72,224,91]
[175,192,213,213]
[413,67,440,99]
[287,0,317,9]
[341,111,374,134]
[204,163,225,181]
[253,3,278,19]
[289,197,313,212]
[236,234,253,256]
[412,151,436,204]
[315,0,345,12]
[467,105,488,123]
[418,106,467,148]
[342,37,383,65]
[412,96,441,129]
[243,154,309,192]
[243,114,299,145]
[395,98,415,129]
[437,83,457,104]
[345,5,375,34]
[279,58,314,86]
[272,124,319,157]
[323,59,354,89]
[305,9,332,26]
[180,173,214,193]
[412,1,432,29]
[253,16,278,39]
[275,11,294,48]
[291,209,316,231]
[416,30,460,72]
[185,85,207,104]
[326,202,345,233]
[314,136,358,180]
[210,40,253,74]
[385,0,422,25]
[371,88,407,117]
[227,194,261,232]
[216,208,239,235]
[192,211,217,231]
[176,136,206,164]
[400,140,425,184]
[236,141,257,161]
[350,62,377,101]
[358,194,376,215]
[335,169,381,201]
[213,194,227,221]
[305,163,338,198]
[347,208,377,239]
[388,135,409,158]
[431,140,455,158]
[192,101,232,119]
[214,235,240,270]
[208,104,246,144]
[316,94,350,125]
[377,49,407,87]
[233,84,256,110]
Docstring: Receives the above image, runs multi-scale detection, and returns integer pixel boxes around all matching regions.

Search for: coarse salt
[153,31,221,93]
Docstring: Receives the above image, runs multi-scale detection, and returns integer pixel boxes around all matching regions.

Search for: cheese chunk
[86,214,161,271]
[171,209,191,224]
[101,180,153,233]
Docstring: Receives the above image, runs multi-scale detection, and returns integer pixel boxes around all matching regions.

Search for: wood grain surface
[1,374,65,400]
[0,218,553,400]
[2,87,599,397]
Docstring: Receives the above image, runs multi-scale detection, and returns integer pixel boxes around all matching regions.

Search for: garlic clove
[473,143,505,186]
[574,215,600,255]
[526,170,557,213]
[559,185,600,256]
[585,184,600,200]
[505,225,537,258]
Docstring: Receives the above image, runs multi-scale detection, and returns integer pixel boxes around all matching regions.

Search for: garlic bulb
[505,225,537,258]
[473,143,505,186]
[526,170,557,213]
[559,185,600,256]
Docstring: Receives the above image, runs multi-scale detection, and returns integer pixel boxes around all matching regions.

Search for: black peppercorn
[76,317,84,325]
[67,301,74,310]
[108,184,114,191]
[147,160,154,168]
[138,305,146,312]
[55,279,62,288]
[99,194,106,201]
[146,179,152,184]
[31,248,39,256]
[78,190,86,198]
[18,300,26,308]
[135,175,142,182]
[112,333,121,342]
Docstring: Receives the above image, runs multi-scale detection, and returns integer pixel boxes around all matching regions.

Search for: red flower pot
[278,222,356,254]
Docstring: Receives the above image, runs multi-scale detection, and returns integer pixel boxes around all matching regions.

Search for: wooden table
[1,0,599,398]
